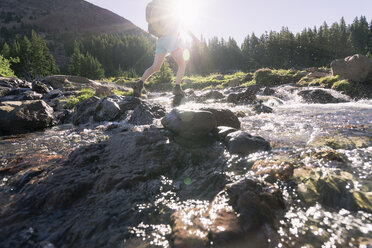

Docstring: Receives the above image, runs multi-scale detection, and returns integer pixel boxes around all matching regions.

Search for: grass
[298,75,340,88]
[254,68,302,86]
[62,88,96,109]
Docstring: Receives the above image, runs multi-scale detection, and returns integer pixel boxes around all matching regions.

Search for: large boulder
[331,54,372,82]
[201,108,241,129]
[0,100,54,135]
[161,109,217,139]
[32,81,50,94]
[226,131,271,155]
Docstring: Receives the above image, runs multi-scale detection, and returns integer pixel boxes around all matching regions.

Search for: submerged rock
[294,168,372,213]
[171,178,284,248]
[310,133,371,149]
[252,158,295,183]
[0,100,54,135]
[226,131,271,155]
[162,109,217,139]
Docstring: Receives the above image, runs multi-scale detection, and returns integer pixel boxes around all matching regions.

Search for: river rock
[95,84,114,96]
[23,91,43,100]
[215,126,238,141]
[310,133,371,149]
[253,103,273,114]
[252,159,295,183]
[171,178,284,247]
[0,100,54,135]
[226,131,271,155]
[161,109,217,139]
[0,87,11,98]
[72,96,100,125]
[298,89,345,104]
[201,108,241,129]
[198,90,224,100]
[227,78,240,87]
[42,75,100,91]
[32,81,50,94]
[227,85,259,104]
[331,54,372,82]
[294,167,372,212]
[94,97,120,122]
[0,77,32,88]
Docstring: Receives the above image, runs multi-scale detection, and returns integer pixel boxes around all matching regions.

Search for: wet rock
[94,97,120,122]
[198,90,224,100]
[23,91,43,100]
[310,133,371,149]
[262,87,275,96]
[331,54,372,82]
[201,108,241,129]
[32,81,50,94]
[215,126,238,141]
[227,85,259,104]
[171,178,284,247]
[298,89,345,104]
[294,168,372,212]
[162,109,217,140]
[0,100,54,135]
[128,105,156,125]
[118,96,142,114]
[72,96,100,125]
[252,159,295,183]
[305,148,348,163]
[226,131,271,155]
[253,103,273,114]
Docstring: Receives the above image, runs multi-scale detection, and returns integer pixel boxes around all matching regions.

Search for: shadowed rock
[226,131,271,155]
[162,109,217,140]
[0,100,54,135]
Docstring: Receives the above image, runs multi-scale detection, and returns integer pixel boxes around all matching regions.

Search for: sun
[172,0,200,28]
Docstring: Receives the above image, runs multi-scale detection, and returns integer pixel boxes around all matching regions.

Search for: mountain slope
[0,0,143,35]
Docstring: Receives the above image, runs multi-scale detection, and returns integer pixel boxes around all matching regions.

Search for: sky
[86,0,372,45]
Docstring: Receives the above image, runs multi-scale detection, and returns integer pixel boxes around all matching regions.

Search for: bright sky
[86,0,372,45]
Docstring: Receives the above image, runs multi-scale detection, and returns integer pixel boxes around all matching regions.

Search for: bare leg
[171,48,186,85]
[141,52,167,82]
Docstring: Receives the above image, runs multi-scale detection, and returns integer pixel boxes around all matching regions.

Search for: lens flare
[183,49,190,61]
[172,0,200,28]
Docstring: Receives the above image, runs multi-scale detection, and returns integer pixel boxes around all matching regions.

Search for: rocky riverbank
[0,55,371,248]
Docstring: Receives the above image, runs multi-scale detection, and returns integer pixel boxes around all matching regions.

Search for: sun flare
[172,0,200,28]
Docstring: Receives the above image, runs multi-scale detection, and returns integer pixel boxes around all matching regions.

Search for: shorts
[155,34,183,55]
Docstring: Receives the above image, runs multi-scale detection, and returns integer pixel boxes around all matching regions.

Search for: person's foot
[172,84,185,96]
[131,80,144,97]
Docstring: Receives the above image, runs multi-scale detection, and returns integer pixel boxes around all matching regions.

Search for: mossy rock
[295,168,372,212]
[254,68,301,86]
[310,134,371,150]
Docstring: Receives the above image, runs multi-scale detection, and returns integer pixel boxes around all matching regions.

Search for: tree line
[1,16,372,79]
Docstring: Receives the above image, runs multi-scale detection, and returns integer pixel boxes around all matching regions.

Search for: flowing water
[1,86,371,247]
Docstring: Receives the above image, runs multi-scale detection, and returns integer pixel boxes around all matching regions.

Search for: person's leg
[171,48,186,85]
[141,52,167,82]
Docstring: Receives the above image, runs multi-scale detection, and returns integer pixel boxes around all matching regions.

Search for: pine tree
[0,55,16,77]
[1,43,11,58]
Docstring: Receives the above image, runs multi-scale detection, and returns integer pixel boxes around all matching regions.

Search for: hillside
[0,0,143,36]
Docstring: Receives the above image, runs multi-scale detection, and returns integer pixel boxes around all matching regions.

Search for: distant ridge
[0,0,144,35]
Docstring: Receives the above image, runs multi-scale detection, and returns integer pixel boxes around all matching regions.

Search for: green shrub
[0,55,16,77]
[62,88,96,109]
[150,60,173,85]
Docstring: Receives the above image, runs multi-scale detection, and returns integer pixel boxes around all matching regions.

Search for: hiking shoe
[172,84,185,96]
[131,80,144,97]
